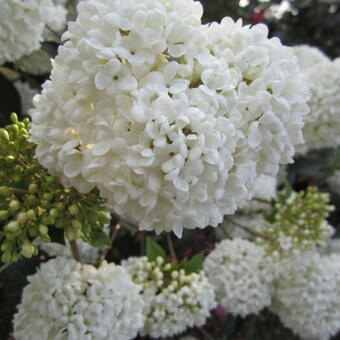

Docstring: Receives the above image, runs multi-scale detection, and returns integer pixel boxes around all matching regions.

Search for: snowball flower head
[271,252,340,340]
[14,258,144,340]
[295,59,340,153]
[30,0,309,237]
[293,45,330,71]
[0,0,66,64]
[204,238,275,317]
[122,256,216,338]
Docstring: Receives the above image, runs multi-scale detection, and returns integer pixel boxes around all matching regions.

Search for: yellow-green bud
[9,200,20,211]
[26,209,36,220]
[68,205,79,216]
[39,224,48,235]
[10,112,18,124]
[6,221,19,232]
[0,186,11,198]
[49,208,59,218]
[21,243,35,258]
[0,210,9,221]
[28,183,38,193]
[0,128,10,141]
[72,219,82,229]
[1,252,11,263]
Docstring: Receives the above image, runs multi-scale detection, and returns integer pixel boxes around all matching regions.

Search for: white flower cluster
[204,239,275,317]
[14,258,144,340]
[122,256,216,338]
[293,45,330,71]
[271,252,340,340]
[294,46,340,153]
[0,0,67,65]
[30,0,309,237]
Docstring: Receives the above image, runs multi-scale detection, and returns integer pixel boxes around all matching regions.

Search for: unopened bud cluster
[258,187,334,256]
[122,256,216,338]
[0,115,109,263]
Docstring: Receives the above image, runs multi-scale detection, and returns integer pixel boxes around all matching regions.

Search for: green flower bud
[40,200,49,208]
[66,229,77,240]
[54,202,64,211]
[17,212,27,224]
[9,200,20,211]
[42,193,53,201]
[68,205,79,216]
[38,224,48,235]
[28,183,38,193]
[49,208,59,218]
[0,186,12,198]
[45,176,55,184]
[26,209,36,220]
[0,128,10,141]
[0,210,9,221]
[1,242,11,252]
[10,112,18,124]
[21,243,35,258]
[13,175,22,183]
[1,252,12,263]
[71,219,82,229]
[27,194,37,204]
[6,221,20,232]
[28,226,38,238]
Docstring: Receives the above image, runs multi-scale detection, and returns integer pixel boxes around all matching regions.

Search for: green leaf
[84,228,110,249]
[146,236,165,262]
[180,252,205,274]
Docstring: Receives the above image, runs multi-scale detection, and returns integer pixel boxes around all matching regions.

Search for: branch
[166,233,177,264]
[199,327,215,340]
[70,240,81,262]
[0,262,10,273]
[225,217,270,240]
[99,221,121,263]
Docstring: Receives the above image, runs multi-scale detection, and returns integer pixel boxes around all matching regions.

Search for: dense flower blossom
[271,252,340,340]
[30,0,309,236]
[14,258,144,340]
[294,49,340,153]
[293,45,330,71]
[122,256,216,338]
[204,239,275,317]
[0,0,66,64]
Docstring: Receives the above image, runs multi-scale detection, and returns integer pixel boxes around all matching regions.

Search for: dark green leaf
[180,252,205,274]
[146,236,165,262]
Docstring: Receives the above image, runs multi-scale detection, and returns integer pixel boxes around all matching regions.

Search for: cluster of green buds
[0,114,110,264]
[122,255,216,338]
[258,186,334,256]
[123,256,195,292]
